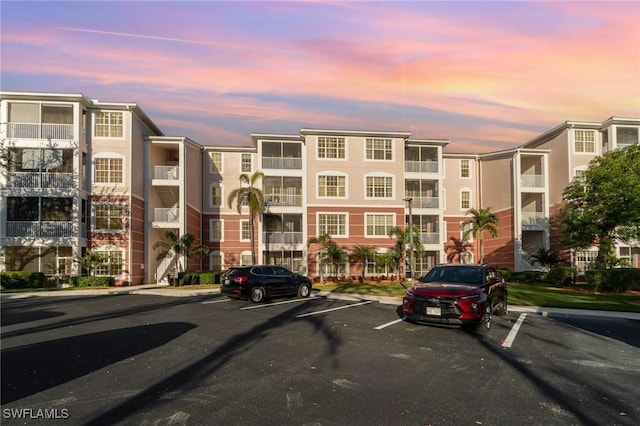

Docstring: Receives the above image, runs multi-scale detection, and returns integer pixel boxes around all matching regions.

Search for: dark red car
[402,264,507,331]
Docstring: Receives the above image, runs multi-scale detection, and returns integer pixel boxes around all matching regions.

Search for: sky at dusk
[2,1,639,152]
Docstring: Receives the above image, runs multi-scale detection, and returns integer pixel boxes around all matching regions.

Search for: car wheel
[297,283,311,298]
[496,296,508,315]
[250,287,265,303]
[476,302,492,332]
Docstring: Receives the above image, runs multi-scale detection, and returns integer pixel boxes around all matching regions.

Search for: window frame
[94,111,124,138]
[93,154,124,185]
[317,212,348,238]
[365,174,394,199]
[209,219,223,241]
[365,138,393,161]
[460,159,470,178]
[93,202,125,232]
[460,189,471,210]
[93,247,124,277]
[241,153,252,172]
[574,129,597,154]
[365,213,395,237]
[210,185,223,208]
[240,220,251,241]
[317,136,346,160]
[317,173,347,198]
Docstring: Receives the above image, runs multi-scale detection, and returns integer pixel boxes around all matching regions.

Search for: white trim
[316,212,349,238]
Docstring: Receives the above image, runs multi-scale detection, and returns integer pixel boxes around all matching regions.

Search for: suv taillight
[234,275,249,285]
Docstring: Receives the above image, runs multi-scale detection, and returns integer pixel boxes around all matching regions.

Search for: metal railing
[263,232,303,244]
[8,122,74,140]
[154,208,180,222]
[7,172,75,189]
[6,221,75,238]
[261,157,303,170]
[404,160,439,173]
[264,193,302,207]
[406,196,439,209]
[521,212,547,227]
[520,174,544,188]
[153,166,179,180]
[419,232,440,245]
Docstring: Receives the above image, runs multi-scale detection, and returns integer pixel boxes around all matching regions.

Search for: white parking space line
[240,296,319,310]
[201,299,230,304]
[502,313,527,348]
[296,300,372,318]
[374,318,405,330]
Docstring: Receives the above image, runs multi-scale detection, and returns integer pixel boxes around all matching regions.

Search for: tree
[152,231,209,274]
[531,248,561,272]
[349,244,377,281]
[463,207,499,264]
[227,171,265,265]
[307,233,348,279]
[560,144,640,268]
[387,225,423,280]
[74,249,104,276]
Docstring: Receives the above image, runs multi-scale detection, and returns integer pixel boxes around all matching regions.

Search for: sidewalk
[2,284,640,320]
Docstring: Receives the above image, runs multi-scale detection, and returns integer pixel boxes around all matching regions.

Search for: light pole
[403,197,415,282]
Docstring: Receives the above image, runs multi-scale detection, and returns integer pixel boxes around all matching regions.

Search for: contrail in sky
[53,26,302,54]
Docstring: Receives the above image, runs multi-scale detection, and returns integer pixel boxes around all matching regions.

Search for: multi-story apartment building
[1,90,638,284]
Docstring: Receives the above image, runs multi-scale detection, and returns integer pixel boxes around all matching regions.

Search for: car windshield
[422,266,483,286]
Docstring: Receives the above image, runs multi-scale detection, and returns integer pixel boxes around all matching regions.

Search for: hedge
[69,276,116,287]
[170,270,225,286]
[0,271,46,289]
[585,268,640,292]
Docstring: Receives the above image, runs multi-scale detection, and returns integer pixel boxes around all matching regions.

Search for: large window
[574,130,596,153]
[318,175,346,197]
[318,213,347,237]
[366,138,393,160]
[94,203,124,231]
[366,214,394,237]
[617,127,638,146]
[95,157,123,184]
[95,112,123,138]
[366,176,393,198]
[318,137,345,159]
[94,249,123,276]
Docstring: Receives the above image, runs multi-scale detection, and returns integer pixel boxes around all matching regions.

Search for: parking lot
[2,292,639,425]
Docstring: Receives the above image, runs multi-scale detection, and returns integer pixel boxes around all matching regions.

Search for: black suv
[221,265,313,303]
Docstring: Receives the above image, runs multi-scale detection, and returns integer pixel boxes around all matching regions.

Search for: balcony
[409,196,439,209]
[405,160,439,174]
[264,193,302,207]
[6,221,75,238]
[521,212,548,228]
[153,165,179,180]
[7,172,75,189]
[262,157,302,170]
[154,208,180,223]
[521,174,544,188]
[419,232,440,245]
[8,122,74,140]
[263,232,303,245]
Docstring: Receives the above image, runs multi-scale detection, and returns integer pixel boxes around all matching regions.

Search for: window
[460,190,470,210]
[318,213,347,237]
[210,252,223,272]
[94,203,124,231]
[318,137,345,159]
[366,214,394,237]
[241,220,251,241]
[460,159,470,178]
[366,138,393,160]
[576,249,598,274]
[318,175,346,197]
[619,246,631,266]
[95,112,123,138]
[210,152,222,171]
[241,252,252,266]
[210,220,223,241]
[366,176,393,198]
[211,186,222,207]
[94,249,123,276]
[617,127,638,146]
[94,157,123,184]
[574,130,596,153]
[461,221,473,241]
[241,154,252,172]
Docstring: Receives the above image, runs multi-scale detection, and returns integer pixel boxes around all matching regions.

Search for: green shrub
[70,276,115,287]
[175,271,222,285]
[511,270,546,283]
[0,271,45,289]
[545,267,576,287]
[498,269,513,282]
[586,268,640,292]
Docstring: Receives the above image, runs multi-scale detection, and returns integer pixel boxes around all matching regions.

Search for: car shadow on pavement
[1,322,196,405]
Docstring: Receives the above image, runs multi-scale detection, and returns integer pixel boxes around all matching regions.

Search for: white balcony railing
[407,196,439,209]
[263,232,303,244]
[7,172,75,189]
[261,157,303,170]
[405,160,439,173]
[521,174,544,188]
[8,122,74,140]
[154,166,179,180]
[521,212,547,227]
[154,208,180,222]
[6,221,75,238]
[264,193,302,207]
[419,232,440,245]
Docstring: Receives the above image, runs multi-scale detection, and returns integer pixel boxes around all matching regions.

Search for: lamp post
[403,197,415,282]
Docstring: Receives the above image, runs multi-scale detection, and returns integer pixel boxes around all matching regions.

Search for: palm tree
[308,233,348,279]
[227,171,265,265]
[463,207,499,264]
[349,244,377,281]
[73,249,104,276]
[531,247,561,271]
[387,225,423,280]
[153,231,209,278]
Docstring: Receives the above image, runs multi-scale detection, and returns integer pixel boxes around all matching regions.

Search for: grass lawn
[314,281,640,313]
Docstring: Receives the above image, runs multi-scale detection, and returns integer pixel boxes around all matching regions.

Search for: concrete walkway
[2,283,640,320]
